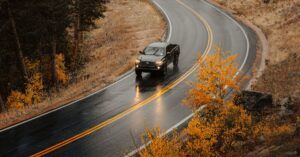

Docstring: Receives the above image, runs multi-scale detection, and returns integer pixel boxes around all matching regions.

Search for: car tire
[173,55,179,67]
[160,66,167,76]
[135,69,142,76]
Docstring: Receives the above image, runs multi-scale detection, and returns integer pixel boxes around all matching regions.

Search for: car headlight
[135,59,140,64]
[155,60,164,66]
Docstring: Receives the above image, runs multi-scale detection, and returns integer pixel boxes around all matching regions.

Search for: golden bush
[184,48,239,110]
[139,128,185,157]
[185,103,252,156]
[55,53,69,84]
[253,119,294,144]
[6,91,26,109]
[7,58,43,109]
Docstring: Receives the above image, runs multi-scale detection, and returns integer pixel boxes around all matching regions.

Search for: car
[135,42,180,76]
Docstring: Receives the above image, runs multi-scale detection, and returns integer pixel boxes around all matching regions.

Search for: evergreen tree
[2,0,28,81]
[0,92,5,112]
[0,0,108,111]
[72,0,109,67]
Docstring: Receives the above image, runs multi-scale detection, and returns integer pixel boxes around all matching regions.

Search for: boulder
[234,90,273,112]
[279,97,293,107]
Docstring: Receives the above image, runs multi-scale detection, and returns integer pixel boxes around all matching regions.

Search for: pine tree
[0,92,5,112]
[4,0,28,81]
[36,0,72,85]
[71,0,109,67]
[0,0,72,90]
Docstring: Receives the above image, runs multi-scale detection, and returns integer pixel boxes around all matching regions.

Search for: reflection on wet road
[135,65,180,91]
[0,0,256,156]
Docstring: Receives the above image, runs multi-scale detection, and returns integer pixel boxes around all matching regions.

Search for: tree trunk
[6,0,28,81]
[51,34,58,87]
[0,93,5,112]
[72,0,80,68]
[50,0,58,87]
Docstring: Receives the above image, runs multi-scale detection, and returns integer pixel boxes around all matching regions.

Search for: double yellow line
[31,0,213,156]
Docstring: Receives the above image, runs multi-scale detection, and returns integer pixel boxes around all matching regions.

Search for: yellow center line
[30,0,213,156]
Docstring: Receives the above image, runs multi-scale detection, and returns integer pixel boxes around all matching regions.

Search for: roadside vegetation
[0,0,165,128]
[137,48,300,157]
[211,0,300,155]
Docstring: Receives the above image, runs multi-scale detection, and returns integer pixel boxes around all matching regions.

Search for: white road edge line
[152,1,172,42]
[0,73,132,133]
[125,106,205,157]
[0,0,174,133]
[203,0,250,77]
[125,0,251,156]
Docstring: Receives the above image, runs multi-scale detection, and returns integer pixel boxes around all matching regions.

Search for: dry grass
[213,0,300,100]
[215,0,300,64]
[254,54,300,100]
[0,0,165,129]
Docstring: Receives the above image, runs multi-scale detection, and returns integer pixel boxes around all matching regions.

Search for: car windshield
[143,46,165,56]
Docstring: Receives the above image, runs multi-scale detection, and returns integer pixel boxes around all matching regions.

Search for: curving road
[0,0,256,156]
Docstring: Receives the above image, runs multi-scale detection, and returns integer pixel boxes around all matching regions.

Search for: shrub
[7,58,43,109]
[184,48,239,110]
[185,103,252,156]
[139,128,185,157]
[55,53,69,84]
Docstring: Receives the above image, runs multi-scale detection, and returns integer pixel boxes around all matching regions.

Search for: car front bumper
[135,64,162,72]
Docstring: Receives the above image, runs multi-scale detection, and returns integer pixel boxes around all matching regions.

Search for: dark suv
[135,42,180,76]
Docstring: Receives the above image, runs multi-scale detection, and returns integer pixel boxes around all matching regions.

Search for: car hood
[138,55,163,62]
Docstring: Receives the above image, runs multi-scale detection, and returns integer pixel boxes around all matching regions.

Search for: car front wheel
[135,69,142,76]
[159,66,167,76]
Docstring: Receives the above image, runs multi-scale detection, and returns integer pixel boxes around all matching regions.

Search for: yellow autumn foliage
[253,119,294,144]
[55,53,69,84]
[7,58,43,109]
[184,48,239,110]
[139,128,185,157]
[6,91,26,109]
[185,102,252,156]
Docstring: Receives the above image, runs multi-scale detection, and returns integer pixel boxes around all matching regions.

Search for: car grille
[139,61,156,68]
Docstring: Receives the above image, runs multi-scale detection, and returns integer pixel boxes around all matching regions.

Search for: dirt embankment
[0,0,165,129]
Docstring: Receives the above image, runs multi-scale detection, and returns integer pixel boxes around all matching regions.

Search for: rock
[279,109,294,118]
[279,97,295,110]
[279,102,294,118]
[291,90,300,104]
[234,90,273,112]
[284,151,298,156]
[247,152,256,157]
[233,141,246,150]
[258,135,265,143]
[258,148,270,157]
[294,126,300,137]
[279,97,292,107]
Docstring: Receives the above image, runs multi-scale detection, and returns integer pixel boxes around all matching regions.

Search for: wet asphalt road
[0,0,256,156]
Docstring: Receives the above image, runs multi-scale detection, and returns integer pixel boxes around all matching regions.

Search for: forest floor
[0,0,165,129]
[212,0,300,155]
